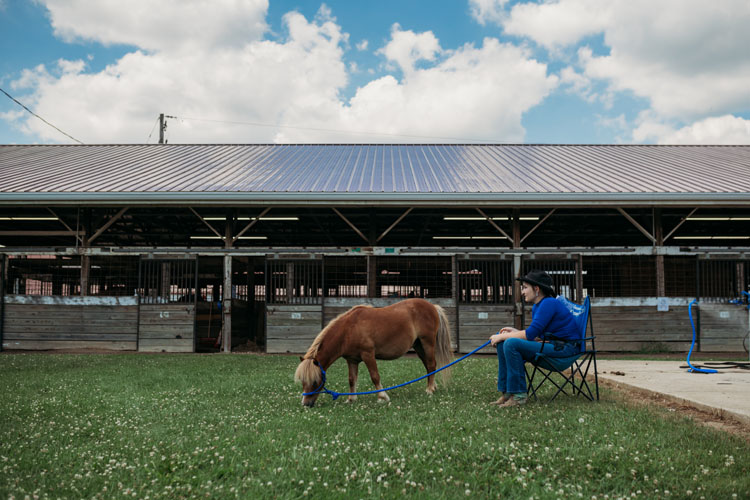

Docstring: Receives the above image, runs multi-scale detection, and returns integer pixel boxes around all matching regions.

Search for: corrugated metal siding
[0,144,749,195]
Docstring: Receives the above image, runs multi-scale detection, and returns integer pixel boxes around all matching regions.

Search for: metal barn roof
[0,144,749,206]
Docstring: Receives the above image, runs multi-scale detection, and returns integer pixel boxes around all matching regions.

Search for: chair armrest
[542,333,567,342]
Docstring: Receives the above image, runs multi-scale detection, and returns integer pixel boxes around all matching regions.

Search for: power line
[0,87,84,144]
[167,114,497,143]
[146,115,160,143]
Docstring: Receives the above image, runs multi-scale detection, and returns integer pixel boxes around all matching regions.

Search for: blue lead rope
[303,340,493,400]
[686,299,717,374]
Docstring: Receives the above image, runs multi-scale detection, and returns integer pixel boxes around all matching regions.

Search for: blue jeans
[496,337,579,394]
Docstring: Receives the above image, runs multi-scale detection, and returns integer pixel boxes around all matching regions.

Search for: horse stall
[1,254,139,350]
[695,259,750,352]
[262,252,750,355]
[456,258,515,354]
[522,255,750,353]
[265,255,460,354]
[2,295,138,350]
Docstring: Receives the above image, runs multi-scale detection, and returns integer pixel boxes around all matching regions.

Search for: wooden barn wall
[324,298,458,350]
[458,305,514,354]
[266,298,458,354]
[519,298,747,352]
[138,304,195,353]
[1,295,138,350]
[698,303,748,352]
[266,304,323,354]
[587,305,692,352]
[266,296,748,354]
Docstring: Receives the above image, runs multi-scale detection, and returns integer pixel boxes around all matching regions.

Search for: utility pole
[158,113,167,144]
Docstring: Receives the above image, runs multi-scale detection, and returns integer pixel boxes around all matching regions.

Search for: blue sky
[1,0,749,145]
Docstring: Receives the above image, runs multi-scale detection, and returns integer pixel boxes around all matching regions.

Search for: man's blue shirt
[526,296,579,341]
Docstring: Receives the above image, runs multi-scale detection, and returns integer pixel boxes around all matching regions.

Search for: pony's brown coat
[294,299,453,406]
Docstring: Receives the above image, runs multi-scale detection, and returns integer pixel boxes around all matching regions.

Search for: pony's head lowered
[294,308,357,407]
[294,357,323,407]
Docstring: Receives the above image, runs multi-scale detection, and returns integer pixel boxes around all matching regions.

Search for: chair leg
[527,364,540,401]
[593,354,600,401]
[576,358,599,401]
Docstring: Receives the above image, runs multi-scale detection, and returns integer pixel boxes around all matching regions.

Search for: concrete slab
[596,360,750,426]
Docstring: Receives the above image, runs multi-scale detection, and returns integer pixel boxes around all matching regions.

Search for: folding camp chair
[526,295,599,402]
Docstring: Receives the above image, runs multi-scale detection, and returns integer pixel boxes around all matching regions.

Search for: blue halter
[302,362,343,400]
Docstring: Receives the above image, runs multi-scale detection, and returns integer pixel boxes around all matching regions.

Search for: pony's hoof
[426,385,437,395]
[345,396,357,404]
[377,394,391,403]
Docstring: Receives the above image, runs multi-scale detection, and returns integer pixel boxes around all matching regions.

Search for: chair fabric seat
[526,295,599,402]
[533,352,583,372]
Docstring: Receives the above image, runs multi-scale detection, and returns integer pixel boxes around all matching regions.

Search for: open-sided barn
[1,144,749,353]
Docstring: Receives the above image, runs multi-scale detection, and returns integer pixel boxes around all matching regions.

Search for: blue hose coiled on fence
[686,299,717,374]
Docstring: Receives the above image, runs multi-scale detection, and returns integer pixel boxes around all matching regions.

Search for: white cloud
[356,40,368,51]
[503,0,609,49]
[500,0,750,142]
[376,24,441,74]
[635,115,750,145]
[559,66,594,103]
[7,3,557,144]
[11,8,348,143]
[40,0,269,53]
[574,1,750,119]
[285,37,558,143]
[468,0,509,26]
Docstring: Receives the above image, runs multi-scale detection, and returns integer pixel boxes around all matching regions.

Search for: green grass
[1,353,748,499]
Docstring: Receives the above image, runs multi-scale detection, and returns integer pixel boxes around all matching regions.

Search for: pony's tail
[434,305,454,383]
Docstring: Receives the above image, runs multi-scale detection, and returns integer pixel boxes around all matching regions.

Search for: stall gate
[137,258,197,352]
[457,259,514,354]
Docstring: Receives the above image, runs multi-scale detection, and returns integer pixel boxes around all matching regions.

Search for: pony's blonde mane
[301,304,373,360]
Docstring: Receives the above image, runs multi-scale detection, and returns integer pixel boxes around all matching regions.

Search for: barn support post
[451,254,459,352]
[222,212,234,353]
[160,262,171,299]
[80,209,91,296]
[367,256,377,297]
[512,211,523,329]
[0,254,6,352]
[222,254,233,353]
[513,254,523,329]
[191,257,199,353]
[654,208,666,296]
[695,257,701,352]
[736,262,745,298]
[136,256,142,352]
[80,238,90,296]
[247,257,256,335]
[286,262,295,303]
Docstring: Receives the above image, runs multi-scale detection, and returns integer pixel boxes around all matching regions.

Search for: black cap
[517,270,556,297]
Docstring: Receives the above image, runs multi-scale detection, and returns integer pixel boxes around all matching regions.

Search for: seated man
[489,270,579,407]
